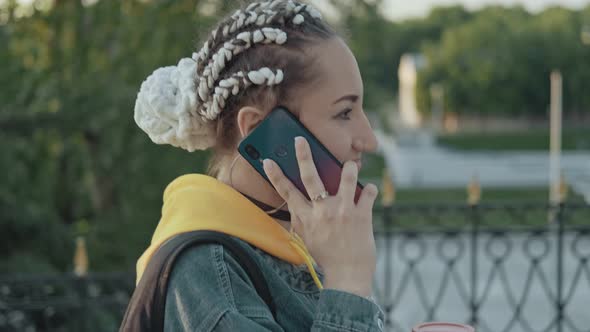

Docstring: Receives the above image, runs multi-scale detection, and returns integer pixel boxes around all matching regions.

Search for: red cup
[412,322,475,332]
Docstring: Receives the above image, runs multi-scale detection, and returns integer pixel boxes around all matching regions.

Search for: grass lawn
[386,187,586,204]
[438,127,590,151]
[358,152,589,229]
[369,185,588,230]
[370,186,588,230]
[357,126,590,229]
[371,203,590,231]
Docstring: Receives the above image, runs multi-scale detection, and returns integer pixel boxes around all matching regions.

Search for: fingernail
[263,159,273,172]
[368,183,378,196]
[295,136,304,146]
[346,160,357,170]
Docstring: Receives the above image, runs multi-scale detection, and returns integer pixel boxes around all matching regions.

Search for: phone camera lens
[274,145,288,158]
[245,144,260,160]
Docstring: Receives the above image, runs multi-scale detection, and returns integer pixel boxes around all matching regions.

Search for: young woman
[133,1,384,330]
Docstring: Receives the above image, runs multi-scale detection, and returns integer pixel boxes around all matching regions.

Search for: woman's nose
[353,134,377,153]
[365,131,378,152]
[352,117,378,153]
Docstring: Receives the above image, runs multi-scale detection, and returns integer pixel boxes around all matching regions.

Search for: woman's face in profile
[296,37,378,172]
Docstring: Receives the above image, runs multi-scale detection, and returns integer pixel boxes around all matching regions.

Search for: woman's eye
[336,108,353,120]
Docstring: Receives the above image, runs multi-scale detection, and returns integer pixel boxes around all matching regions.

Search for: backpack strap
[120,230,275,332]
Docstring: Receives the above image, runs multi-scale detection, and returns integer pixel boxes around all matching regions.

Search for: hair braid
[195,28,286,117]
[193,2,274,72]
[193,1,324,121]
[194,0,322,81]
[204,68,284,121]
[133,1,335,154]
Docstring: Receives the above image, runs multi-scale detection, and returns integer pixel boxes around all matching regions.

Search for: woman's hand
[262,136,379,297]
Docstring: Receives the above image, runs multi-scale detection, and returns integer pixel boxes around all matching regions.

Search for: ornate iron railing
[0,203,589,332]
[0,272,134,331]
[373,202,590,332]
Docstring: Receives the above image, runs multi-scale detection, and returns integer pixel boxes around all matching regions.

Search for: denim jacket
[164,237,385,331]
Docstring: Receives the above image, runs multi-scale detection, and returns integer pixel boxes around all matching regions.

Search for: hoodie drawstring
[288,231,323,290]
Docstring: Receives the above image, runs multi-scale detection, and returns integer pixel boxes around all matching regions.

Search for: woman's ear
[236,106,266,138]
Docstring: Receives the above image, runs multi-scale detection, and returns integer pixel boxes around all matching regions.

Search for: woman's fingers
[294,137,326,200]
[263,158,309,212]
[356,183,379,212]
[338,161,359,204]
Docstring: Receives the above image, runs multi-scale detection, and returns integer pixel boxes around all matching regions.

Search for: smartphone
[238,106,364,203]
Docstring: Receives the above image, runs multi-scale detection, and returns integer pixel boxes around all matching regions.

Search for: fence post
[73,236,89,330]
[381,168,395,328]
[552,175,568,332]
[76,275,89,331]
[467,174,481,328]
[555,201,565,332]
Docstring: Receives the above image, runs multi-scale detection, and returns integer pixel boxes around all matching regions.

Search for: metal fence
[373,202,590,332]
[0,272,134,332]
[1,203,589,332]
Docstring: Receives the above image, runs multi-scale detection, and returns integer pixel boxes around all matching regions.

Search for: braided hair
[133,1,337,175]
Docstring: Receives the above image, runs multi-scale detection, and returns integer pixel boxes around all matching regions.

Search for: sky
[6,0,590,21]
[380,0,590,21]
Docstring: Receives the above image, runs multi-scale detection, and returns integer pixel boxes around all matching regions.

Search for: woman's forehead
[305,38,363,103]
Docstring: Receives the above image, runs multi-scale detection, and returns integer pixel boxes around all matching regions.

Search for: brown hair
[195,1,338,177]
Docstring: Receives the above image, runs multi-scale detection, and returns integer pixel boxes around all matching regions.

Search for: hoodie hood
[136,174,322,289]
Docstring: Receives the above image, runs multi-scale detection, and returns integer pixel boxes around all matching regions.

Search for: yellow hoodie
[136,174,323,289]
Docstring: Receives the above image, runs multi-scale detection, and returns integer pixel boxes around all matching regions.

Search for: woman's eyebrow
[332,94,358,105]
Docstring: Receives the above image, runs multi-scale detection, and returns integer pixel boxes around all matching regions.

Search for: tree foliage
[417,5,590,116]
[1,0,216,273]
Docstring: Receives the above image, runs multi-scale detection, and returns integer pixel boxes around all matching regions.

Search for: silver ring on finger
[310,190,329,202]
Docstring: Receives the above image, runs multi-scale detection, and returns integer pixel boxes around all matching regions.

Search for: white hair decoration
[134,60,285,151]
[133,0,323,152]
[134,58,216,152]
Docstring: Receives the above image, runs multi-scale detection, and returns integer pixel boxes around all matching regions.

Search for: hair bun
[134,58,216,152]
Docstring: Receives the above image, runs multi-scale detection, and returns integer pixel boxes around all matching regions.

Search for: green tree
[0,0,219,273]
[416,5,589,117]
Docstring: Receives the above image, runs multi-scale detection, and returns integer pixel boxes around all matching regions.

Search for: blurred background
[0,0,589,331]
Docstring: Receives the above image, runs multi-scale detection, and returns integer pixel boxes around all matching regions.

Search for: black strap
[120,231,275,332]
[239,192,291,222]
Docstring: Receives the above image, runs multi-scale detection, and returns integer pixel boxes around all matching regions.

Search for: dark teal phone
[238,106,363,203]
